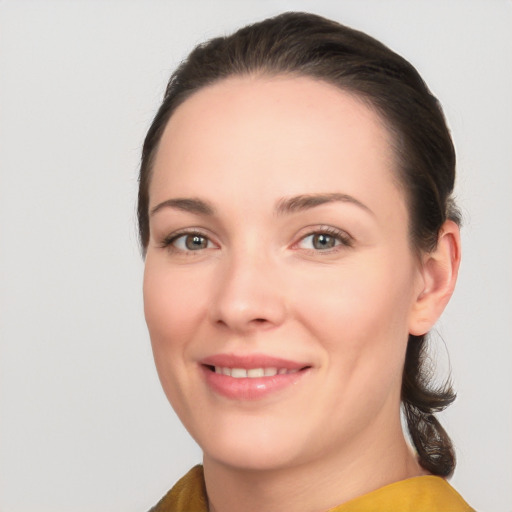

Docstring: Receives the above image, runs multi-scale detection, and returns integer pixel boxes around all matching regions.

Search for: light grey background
[1,1,511,511]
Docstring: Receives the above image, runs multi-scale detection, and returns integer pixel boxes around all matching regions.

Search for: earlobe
[409,220,461,336]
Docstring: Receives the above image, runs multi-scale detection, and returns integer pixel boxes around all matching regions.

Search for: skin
[143,76,460,512]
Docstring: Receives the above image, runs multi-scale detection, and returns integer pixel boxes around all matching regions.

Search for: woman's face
[144,76,425,471]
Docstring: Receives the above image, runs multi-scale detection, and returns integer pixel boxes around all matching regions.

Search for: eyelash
[160,226,353,254]
[294,226,353,253]
[160,229,214,253]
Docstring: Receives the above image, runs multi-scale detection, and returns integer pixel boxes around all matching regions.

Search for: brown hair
[138,12,460,477]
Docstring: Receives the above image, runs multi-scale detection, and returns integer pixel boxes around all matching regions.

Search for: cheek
[142,258,213,421]
[143,258,209,355]
[293,254,417,364]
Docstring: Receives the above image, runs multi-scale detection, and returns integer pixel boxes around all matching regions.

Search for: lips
[200,354,311,400]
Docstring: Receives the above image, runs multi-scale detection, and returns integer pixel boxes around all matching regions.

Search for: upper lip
[200,353,310,370]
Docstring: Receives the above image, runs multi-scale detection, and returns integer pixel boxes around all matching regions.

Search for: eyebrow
[150,197,215,217]
[149,192,373,218]
[275,193,374,216]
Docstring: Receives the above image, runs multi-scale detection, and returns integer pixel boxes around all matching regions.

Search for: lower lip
[201,366,309,400]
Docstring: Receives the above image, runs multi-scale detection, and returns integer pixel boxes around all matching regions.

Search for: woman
[139,12,473,511]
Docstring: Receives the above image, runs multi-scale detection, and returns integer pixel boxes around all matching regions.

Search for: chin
[198,420,309,472]
[207,445,300,472]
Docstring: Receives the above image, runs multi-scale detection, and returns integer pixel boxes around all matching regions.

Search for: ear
[409,220,461,336]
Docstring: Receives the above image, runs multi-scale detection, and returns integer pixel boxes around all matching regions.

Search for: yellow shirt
[150,465,474,512]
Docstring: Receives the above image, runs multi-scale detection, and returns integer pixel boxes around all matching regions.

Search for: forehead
[150,75,404,216]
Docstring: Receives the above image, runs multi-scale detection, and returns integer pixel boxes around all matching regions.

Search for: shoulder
[148,465,208,512]
[330,475,475,512]
[147,468,474,512]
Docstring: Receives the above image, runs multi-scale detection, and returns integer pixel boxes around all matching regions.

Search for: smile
[200,354,311,400]
[211,367,301,378]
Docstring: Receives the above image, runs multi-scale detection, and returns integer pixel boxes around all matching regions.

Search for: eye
[296,228,352,252]
[299,233,340,250]
[165,232,214,252]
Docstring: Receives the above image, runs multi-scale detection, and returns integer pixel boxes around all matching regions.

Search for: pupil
[186,235,206,250]
[314,234,334,249]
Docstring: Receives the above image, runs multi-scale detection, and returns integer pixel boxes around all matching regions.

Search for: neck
[203,420,426,512]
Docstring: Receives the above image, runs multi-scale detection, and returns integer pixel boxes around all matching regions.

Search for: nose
[209,249,287,334]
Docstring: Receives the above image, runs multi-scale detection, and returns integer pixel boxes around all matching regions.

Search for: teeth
[247,368,264,378]
[231,368,247,378]
[213,367,294,378]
